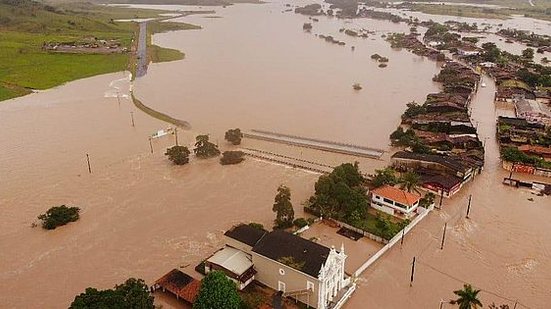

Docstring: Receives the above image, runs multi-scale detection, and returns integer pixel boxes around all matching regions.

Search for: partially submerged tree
[70,278,154,309]
[193,271,241,309]
[220,151,245,165]
[165,145,191,165]
[194,135,220,158]
[273,185,294,228]
[38,205,80,230]
[449,284,482,309]
[224,128,243,145]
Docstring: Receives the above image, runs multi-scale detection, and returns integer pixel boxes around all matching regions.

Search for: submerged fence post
[86,153,92,174]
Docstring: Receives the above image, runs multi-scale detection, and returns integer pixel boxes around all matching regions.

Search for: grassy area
[0,0,199,102]
[383,0,551,22]
[147,21,201,63]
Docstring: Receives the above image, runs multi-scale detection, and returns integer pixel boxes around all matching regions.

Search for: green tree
[449,284,482,309]
[38,205,80,230]
[194,135,220,158]
[165,145,191,165]
[522,48,534,61]
[224,128,243,145]
[273,185,294,228]
[371,167,397,188]
[419,192,435,208]
[399,172,421,193]
[193,271,241,309]
[70,278,154,309]
[220,151,245,165]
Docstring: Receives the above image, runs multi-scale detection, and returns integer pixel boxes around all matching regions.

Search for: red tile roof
[519,145,551,157]
[155,269,200,304]
[371,185,421,206]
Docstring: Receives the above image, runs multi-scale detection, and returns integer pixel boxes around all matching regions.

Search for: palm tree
[449,284,482,309]
[398,171,420,193]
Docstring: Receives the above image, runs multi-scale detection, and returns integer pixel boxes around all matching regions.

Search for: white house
[370,185,421,219]
[457,47,480,56]
[223,225,352,309]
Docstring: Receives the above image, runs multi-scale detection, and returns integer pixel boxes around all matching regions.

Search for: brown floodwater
[1,1,550,308]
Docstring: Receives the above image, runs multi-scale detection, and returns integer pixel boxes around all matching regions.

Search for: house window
[307,281,315,292]
[279,268,285,276]
[383,198,394,204]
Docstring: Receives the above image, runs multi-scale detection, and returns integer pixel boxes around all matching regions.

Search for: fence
[503,160,551,178]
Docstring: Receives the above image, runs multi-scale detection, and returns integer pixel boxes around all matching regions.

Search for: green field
[0,0,199,102]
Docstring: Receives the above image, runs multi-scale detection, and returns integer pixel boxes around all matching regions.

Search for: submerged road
[136,22,148,78]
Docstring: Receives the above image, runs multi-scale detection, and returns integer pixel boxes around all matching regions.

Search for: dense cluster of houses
[391,60,485,198]
[42,37,127,54]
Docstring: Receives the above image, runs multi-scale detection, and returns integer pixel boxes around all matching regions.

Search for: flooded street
[0,0,550,308]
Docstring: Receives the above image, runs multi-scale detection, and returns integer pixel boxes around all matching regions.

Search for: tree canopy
[38,205,80,230]
[70,278,154,309]
[398,171,421,193]
[194,135,220,158]
[273,185,294,228]
[308,162,367,222]
[370,167,397,188]
[193,271,241,309]
[165,145,191,165]
[220,151,245,165]
[224,128,243,145]
[449,284,482,309]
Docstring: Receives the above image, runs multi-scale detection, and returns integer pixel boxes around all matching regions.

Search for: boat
[352,83,362,90]
[151,127,174,139]
[481,82,486,88]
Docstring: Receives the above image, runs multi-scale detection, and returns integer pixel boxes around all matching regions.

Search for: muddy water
[1,1,550,308]
[133,1,442,149]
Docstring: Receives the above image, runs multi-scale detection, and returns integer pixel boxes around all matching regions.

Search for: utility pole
[86,153,92,174]
[149,137,153,154]
[130,112,135,127]
[174,127,179,146]
[508,161,515,180]
[466,194,472,219]
[440,223,447,250]
[438,188,444,209]
[400,228,405,248]
[409,257,416,287]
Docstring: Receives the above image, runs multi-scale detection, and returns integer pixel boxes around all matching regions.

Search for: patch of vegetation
[70,278,154,309]
[0,1,200,102]
[248,222,265,230]
[38,205,80,230]
[194,134,220,158]
[220,150,245,165]
[293,217,308,228]
[273,185,294,229]
[165,145,191,165]
[502,146,551,169]
[370,167,397,188]
[224,128,243,145]
[307,162,367,223]
[277,256,305,270]
[131,93,191,128]
[194,271,241,309]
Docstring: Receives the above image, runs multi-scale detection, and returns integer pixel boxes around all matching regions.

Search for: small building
[479,62,496,68]
[223,225,351,309]
[370,185,421,218]
[419,173,462,198]
[153,269,201,305]
[392,151,476,182]
[518,145,551,161]
[515,99,551,126]
[205,246,256,290]
[457,46,480,56]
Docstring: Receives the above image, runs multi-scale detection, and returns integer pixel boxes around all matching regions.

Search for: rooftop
[207,246,254,276]
[392,151,471,174]
[252,230,331,278]
[225,224,267,247]
[371,185,421,206]
[154,269,200,304]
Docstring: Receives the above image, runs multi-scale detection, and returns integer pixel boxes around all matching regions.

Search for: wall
[252,253,320,308]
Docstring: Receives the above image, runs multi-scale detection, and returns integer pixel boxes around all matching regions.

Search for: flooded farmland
[1,0,550,308]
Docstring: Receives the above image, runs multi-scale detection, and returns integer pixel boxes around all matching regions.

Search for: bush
[248,222,265,231]
[225,128,243,145]
[165,145,191,165]
[38,205,80,230]
[293,218,308,228]
[70,278,154,309]
[220,151,245,165]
